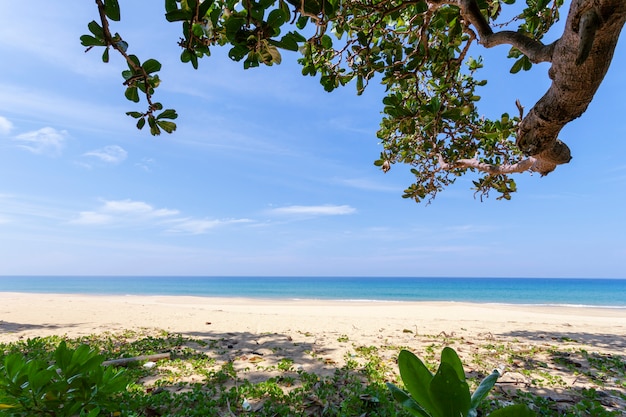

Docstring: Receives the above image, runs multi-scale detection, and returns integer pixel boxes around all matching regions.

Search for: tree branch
[437,154,536,175]
[457,0,555,63]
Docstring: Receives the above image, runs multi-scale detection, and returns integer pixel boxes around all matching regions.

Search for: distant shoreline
[1,290,626,310]
[1,276,624,307]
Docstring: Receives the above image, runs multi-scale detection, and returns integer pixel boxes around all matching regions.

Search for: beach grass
[1,329,624,416]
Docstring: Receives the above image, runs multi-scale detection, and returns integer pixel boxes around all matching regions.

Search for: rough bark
[515,0,626,174]
[452,0,626,175]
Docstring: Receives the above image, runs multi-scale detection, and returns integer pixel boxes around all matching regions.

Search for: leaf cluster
[83,0,568,200]
[0,341,130,416]
[387,347,534,417]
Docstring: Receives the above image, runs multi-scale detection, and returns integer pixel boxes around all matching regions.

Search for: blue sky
[0,2,625,278]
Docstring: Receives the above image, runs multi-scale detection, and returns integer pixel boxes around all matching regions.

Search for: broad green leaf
[198,0,214,18]
[157,109,178,120]
[136,117,146,129]
[165,9,192,22]
[397,350,438,416]
[469,369,501,413]
[87,21,104,38]
[440,347,465,382]
[148,116,161,135]
[104,0,121,21]
[142,59,162,74]
[387,383,433,417]
[80,35,105,47]
[429,362,470,417]
[125,87,140,102]
[229,44,250,61]
[165,0,178,13]
[102,47,109,63]
[510,57,524,74]
[267,8,287,29]
[157,120,177,133]
[126,111,143,119]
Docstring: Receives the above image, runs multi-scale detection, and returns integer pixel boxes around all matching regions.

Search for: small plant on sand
[0,341,130,416]
[387,347,534,417]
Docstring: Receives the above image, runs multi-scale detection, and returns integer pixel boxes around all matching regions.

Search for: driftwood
[102,352,170,367]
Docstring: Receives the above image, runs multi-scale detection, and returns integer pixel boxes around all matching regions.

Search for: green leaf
[125,87,140,103]
[165,0,178,13]
[136,117,146,130]
[198,0,214,18]
[165,8,192,22]
[267,8,287,29]
[80,35,105,47]
[397,350,437,416]
[440,347,465,382]
[157,120,177,133]
[296,15,309,29]
[148,116,161,135]
[180,49,193,63]
[87,21,104,38]
[320,34,333,49]
[142,59,162,74]
[104,0,121,21]
[126,111,143,119]
[157,109,178,120]
[387,383,433,417]
[469,369,501,415]
[102,47,109,63]
[429,362,471,417]
[229,44,250,61]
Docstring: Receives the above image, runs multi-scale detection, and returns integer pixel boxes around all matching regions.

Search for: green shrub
[0,341,130,416]
[387,347,534,417]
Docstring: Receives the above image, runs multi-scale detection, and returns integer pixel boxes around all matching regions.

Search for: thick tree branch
[437,154,535,175]
[516,0,626,174]
[457,0,555,63]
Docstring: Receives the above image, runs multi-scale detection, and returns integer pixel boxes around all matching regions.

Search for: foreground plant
[387,347,534,417]
[0,341,130,416]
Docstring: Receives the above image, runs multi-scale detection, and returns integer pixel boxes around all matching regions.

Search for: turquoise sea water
[0,276,624,308]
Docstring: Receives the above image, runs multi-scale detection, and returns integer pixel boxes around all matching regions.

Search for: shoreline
[1,290,626,309]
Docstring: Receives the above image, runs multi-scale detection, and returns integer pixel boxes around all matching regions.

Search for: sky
[0,2,625,278]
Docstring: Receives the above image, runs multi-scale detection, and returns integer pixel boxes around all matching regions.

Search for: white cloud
[167,218,252,235]
[70,199,250,235]
[136,158,156,172]
[336,178,396,192]
[83,145,127,164]
[11,127,68,156]
[72,211,112,225]
[0,116,13,135]
[270,204,357,216]
[101,199,179,217]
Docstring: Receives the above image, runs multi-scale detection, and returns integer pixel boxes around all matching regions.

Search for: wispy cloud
[11,127,68,156]
[166,218,252,235]
[335,177,396,192]
[71,199,179,226]
[269,204,357,216]
[83,145,127,164]
[135,158,156,172]
[0,116,13,135]
[71,199,251,235]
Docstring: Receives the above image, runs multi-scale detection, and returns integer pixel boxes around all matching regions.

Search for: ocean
[0,276,624,308]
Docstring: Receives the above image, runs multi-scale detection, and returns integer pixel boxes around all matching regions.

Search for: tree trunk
[516,0,626,174]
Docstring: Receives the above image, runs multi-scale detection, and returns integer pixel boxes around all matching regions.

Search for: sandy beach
[1,292,625,342]
[1,292,625,412]
[1,292,625,362]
